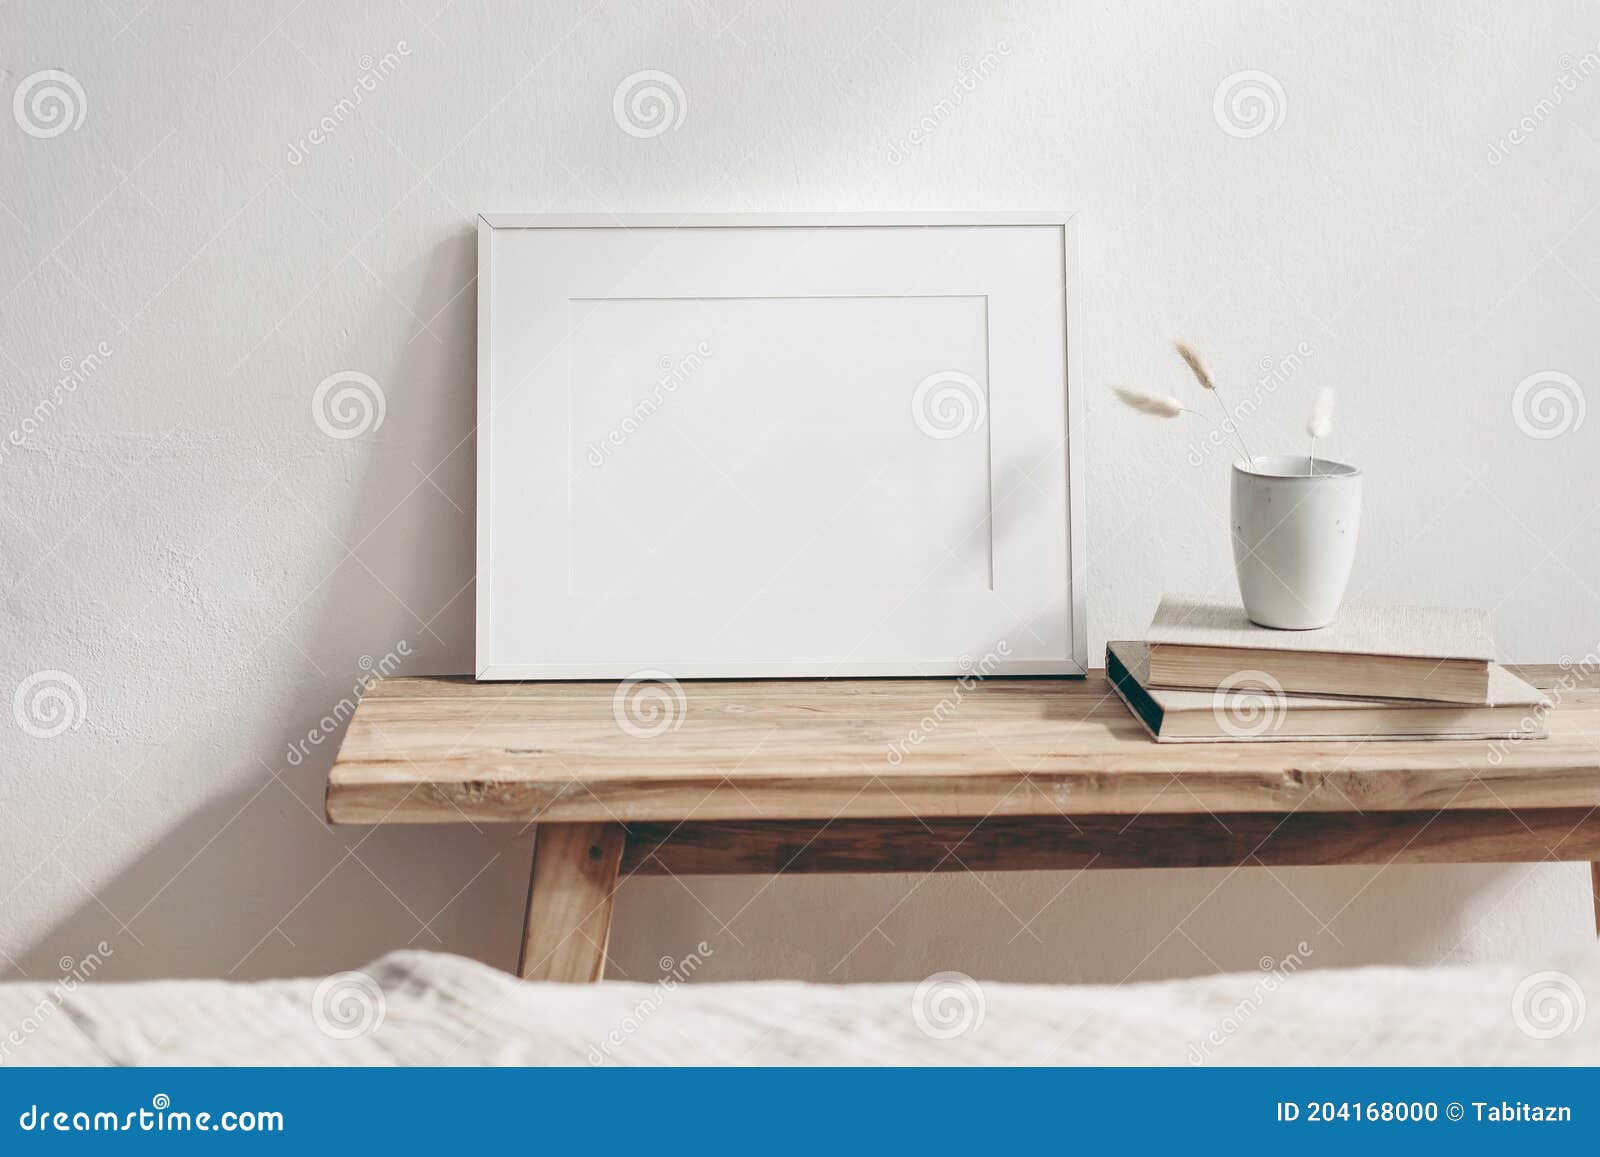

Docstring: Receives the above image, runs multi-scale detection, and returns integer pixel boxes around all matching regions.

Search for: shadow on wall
[16,230,534,982]
[13,219,1594,987]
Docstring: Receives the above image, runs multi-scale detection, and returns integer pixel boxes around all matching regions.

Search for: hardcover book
[1145,594,1496,703]
[1108,641,1547,743]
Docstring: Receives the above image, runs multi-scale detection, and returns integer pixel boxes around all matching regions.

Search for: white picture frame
[476,212,1085,679]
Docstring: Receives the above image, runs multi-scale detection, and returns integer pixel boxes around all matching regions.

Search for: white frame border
[476,212,1087,679]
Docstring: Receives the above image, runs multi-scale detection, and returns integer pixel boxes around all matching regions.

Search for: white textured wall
[3,0,1599,987]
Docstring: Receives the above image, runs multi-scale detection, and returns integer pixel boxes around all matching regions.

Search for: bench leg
[517,822,626,981]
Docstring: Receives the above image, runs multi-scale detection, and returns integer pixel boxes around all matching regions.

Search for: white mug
[1231,455,1361,630]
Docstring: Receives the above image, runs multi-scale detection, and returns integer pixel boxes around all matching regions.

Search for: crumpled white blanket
[2,947,1597,1065]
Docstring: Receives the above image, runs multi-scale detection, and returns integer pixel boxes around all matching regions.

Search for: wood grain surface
[325,664,1600,824]
[620,808,1600,874]
[517,822,625,981]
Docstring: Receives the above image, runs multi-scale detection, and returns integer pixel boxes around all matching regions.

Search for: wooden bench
[325,664,1600,980]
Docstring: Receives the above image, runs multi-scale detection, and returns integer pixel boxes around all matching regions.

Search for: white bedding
[2,948,1597,1066]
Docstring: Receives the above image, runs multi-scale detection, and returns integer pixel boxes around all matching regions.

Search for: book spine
[1105,646,1164,739]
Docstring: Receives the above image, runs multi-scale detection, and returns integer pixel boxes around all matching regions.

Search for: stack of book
[1108,594,1550,743]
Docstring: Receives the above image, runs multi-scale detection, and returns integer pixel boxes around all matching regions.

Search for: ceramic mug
[1231,455,1361,630]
